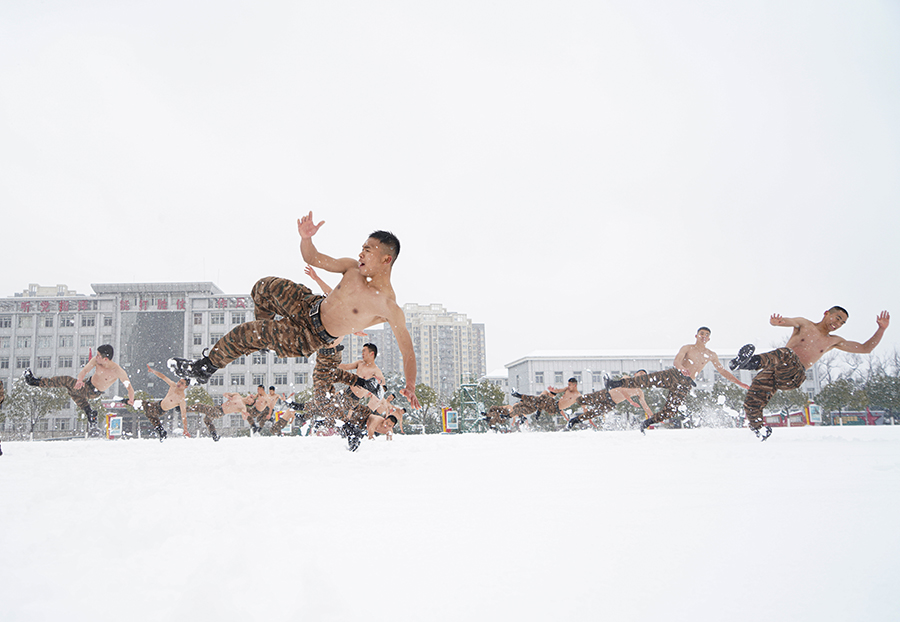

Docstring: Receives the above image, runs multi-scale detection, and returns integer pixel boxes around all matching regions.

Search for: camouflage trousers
[142,400,165,427]
[580,390,617,422]
[0,379,5,408]
[614,368,694,424]
[190,403,225,436]
[742,348,806,429]
[510,393,558,419]
[307,346,362,425]
[208,277,335,368]
[484,405,512,429]
[38,375,101,416]
[247,406,272,428]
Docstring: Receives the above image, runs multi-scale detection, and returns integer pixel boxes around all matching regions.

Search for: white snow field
[2,426,898,622]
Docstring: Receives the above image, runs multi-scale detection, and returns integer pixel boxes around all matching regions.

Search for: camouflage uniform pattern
[189,403,225,436]
[613,368,694,424]
[580,390,617,422]
[742,347,806,430]
[509,392,558,419]
[484,405,512,430]
[37,375,101,416]
[307,346,363,426]
[142,400,165,427]
[207,277,335,368]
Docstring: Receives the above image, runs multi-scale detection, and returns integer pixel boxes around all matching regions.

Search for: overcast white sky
[2,1,898,373]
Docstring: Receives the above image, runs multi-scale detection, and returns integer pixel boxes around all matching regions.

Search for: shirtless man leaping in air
[731,307,890,441]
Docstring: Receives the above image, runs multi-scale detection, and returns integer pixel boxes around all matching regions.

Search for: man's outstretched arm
[297,212,356,274]
[836,311,890,354]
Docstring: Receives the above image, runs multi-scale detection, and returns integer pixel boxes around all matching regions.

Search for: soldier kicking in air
[168,212,420,410]
[730,307,889,441]
[24,344,134,437]
[607,327,749,434]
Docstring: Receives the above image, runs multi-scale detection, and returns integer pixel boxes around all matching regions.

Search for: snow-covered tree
[4,378,69,441]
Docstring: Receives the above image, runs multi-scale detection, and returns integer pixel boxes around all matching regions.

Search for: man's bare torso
[160,386,186,411]
[785,321,842,369]
[678,344,715,379]
[222,394,248,415]
[609,387,642,404]
[556,387,581,411]
[89,361,123,392]
[319,270,397,337]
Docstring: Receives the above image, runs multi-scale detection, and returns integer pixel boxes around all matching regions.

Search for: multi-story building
[0,282,315,438]
[504,349,823,400]
[344,303,486,398]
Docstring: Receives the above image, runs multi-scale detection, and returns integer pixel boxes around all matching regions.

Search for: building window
[573,372,582,384]
[0,316,10,328]
[56,419,69,431]
[60,315,75,328]
[43,316,54,328]
[231,312,245,324]
[79,355,90,367]
[252,374,266,386]
[18,316,33,329]
[0,337,8,349]
[37,356,52,369]
[210,333,223,343]
[193,313,203,325]
[229,414,243,427]
[16,336,32,349]
[81,315,96,328]
[0,357,8,369]
[103,315,113,327]
[210,312,225,325]
[16,357,30,369]
[193,334,203,346]
[230,374,245,386]
[234,356,246,366]
[37,336,52,349]
[252,352,266,365]
[295,357,308,364]
[209,375,223,386]
[59,336,74,348]
[80,335,95,348]
[59,356,73,368]
[554,372,563,384]
[294,372,308,385]
[535,371,544,384]
[274,356,287,365]
[274,373,287,385]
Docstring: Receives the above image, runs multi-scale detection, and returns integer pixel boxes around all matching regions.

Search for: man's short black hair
[369,230,400,263]
[568,377,578,384]
[363,343,378,358]
[830,306,849,318]
[269,386,276,391]
[258,384,265,389]
[387,415,398,425]
[97,344,114,359]
[697,326,711,334]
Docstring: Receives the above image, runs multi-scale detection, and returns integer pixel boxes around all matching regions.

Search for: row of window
[534,371,585,385]
[0,315,114,329]
[1,335,111,349]
[1,355,88,370]
[194,312,246,326]
[207,372,308,387]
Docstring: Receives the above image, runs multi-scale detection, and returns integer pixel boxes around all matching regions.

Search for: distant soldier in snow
[606,327,749,434]
[243,384,279,434]
[0,379,5,455]
[143,364,190,441]
[573,371,655,430]
[509,377,583,429]
[24,344,134,437]
[730,308,890,441]
[189,392,249,442]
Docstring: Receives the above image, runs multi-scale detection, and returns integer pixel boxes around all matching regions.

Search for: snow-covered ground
[2,426,898,622]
